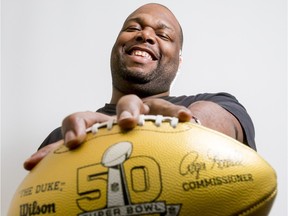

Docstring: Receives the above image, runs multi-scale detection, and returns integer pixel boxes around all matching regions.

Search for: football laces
[86,115,179,134]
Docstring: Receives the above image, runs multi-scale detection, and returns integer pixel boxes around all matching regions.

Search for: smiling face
[110,3,183,99]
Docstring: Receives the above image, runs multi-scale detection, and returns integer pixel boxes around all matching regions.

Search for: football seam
[237,187,277,216]
[85,126,193,142]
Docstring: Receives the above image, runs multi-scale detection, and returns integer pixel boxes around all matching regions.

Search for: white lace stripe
[170,117,179,128]
[138,115,179,128]
[87,115,179,135]
[155,115,164,126]
[138,114,146,126]
[106,118,116,130]
[86,119,116,134]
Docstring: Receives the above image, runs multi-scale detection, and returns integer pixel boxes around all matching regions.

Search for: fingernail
[178,109,192,121]
[119,111,133,121]
[65,130,76,145]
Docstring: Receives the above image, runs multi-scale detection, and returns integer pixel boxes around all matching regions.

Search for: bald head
[124,3,183,49]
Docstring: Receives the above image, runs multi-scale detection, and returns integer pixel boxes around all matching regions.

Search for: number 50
[76,156,162,212]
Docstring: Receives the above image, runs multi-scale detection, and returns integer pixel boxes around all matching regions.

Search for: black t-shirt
[38,93,256,150]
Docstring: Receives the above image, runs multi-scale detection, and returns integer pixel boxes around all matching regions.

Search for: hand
[117,94,193,129]
[62,112,113,149]
[23,140,63,171]
[23,112,113,171]
[61,95,192,148]
[23,94,193,171]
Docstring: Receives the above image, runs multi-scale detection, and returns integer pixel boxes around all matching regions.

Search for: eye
[156,32,171,41]
[125,25,141,32]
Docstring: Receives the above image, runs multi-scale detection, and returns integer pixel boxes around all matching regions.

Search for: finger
[62,111,112,148]
[116,95,149,129]
[23,140,63,171]
[143,98,192,122]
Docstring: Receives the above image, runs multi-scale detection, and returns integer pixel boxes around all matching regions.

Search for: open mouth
[126,47,158,61]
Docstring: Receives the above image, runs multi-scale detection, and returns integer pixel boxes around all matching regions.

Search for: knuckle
[62,112,86,126]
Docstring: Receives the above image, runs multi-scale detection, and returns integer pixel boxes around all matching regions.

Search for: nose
[135,27,156,45]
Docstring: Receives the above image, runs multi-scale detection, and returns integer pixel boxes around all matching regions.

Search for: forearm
[188,101,244,143]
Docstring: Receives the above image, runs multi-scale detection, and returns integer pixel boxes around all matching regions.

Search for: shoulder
[164,93,256,150]
[163,92,240,107]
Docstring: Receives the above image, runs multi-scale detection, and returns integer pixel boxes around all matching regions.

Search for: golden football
[8,115,277,216]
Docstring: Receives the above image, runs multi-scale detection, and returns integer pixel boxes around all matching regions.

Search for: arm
[188,101,244,143]
[24,94,248,170]
[142,96,244,143]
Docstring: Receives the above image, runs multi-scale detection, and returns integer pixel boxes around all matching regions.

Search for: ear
[178,50,183,71]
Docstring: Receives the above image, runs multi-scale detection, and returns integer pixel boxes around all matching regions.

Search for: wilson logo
[20,201,56,216]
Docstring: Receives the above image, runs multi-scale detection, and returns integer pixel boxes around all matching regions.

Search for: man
[24,3,255,171]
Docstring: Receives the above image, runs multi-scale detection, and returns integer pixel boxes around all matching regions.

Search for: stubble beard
[112,59,178,97]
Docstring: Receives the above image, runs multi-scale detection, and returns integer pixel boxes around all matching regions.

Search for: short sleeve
[194,93,256,150]
[38,127,62,150]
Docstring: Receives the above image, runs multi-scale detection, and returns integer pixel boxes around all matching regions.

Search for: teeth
[132,50,152,60]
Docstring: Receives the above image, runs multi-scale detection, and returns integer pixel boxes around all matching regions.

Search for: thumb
[23,140,63,171]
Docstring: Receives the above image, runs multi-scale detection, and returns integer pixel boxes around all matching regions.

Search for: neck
[110,87,170,104]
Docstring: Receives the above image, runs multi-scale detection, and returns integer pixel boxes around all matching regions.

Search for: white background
[1,0,287,215]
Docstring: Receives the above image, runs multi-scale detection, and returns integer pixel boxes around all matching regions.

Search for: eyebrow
[126,17,174,32]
